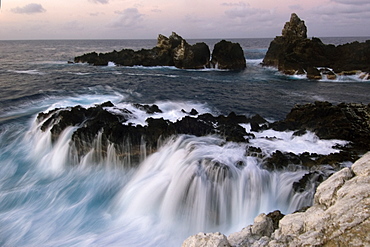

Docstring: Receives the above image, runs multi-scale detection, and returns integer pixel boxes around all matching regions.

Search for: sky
[0,0,370,40]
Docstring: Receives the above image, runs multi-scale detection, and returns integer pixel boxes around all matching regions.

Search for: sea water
[0,37,369,246]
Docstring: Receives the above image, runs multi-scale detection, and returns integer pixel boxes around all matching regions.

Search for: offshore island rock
[74,32,246,70]
[262,13,370,79]
[211,40,246,70]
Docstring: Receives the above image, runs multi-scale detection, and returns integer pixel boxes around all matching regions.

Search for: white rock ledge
[182,152,370,247]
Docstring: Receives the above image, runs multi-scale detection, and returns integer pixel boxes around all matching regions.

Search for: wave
[246,58,263,65]
[106,100,213,126]
[0,95,352,246]
[244,125,348,155]
[7,69,46,75]
[279,68,370,82]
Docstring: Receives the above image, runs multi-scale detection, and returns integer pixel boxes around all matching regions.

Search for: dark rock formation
[270,101,370,151]
[37,100,370,170]
[74,32,245,70]
[173,40,211,69]
[210,40,246,70]
[37,102,264,163]
[262,13,370,79]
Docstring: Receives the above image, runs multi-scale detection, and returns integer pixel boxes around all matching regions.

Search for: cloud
[222,1,273,20]
[62,21,85,31]
[221,2,248,7]
[11,3,46,14]
[90,12,105,16]
[312,2,370,16]
[331,0,370,5]
[111,8,144,28]
[289,5,303,10]
[88,0,109,4]
[184,14,205,24]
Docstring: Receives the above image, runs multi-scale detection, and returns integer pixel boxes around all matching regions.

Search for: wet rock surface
[37,101,370,169]
[37,101,258,163]
[183,152,370,247]
[270,101,370,151]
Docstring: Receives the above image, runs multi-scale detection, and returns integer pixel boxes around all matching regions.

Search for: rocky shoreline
[36,100,370,246]
[182,151,370,247]
[37,101,370,168]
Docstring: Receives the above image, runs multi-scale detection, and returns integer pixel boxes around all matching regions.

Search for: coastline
[182,151,370,247]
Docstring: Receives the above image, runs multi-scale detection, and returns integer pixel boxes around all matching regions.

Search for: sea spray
[111,135,311,237]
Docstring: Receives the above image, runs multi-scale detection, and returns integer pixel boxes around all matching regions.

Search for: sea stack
[74,32,246,70]
[262,13,370,80]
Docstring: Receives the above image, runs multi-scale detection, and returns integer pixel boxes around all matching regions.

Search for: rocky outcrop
[37,102,260,164]
[262,13,370,79]
[173,40,211,69]
[270,101,370,151]
[182,232,231,247]
[211,40,246,70]
[182,152,370,247]
[74,32,245,70]
[37,101,370,168]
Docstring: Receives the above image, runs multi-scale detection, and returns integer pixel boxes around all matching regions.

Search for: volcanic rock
[210,40,246,70]
[270,101,370,151]
[37,102,260,164]
[74,32,245,70]
[173,40,211,69]
[262,13,370,79]
[281,13,307,39]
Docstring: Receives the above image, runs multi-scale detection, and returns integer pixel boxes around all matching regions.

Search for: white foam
[106,101,213,126]
[107,61,116,67]
[248,128,348,155]
[8,69,46,75]
[246,59,263,65]
[44,94,125,112]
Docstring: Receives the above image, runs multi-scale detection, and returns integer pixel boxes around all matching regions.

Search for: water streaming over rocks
[0,38,369,246]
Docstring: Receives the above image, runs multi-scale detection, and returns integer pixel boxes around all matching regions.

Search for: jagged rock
[173,40,210,69]
[74,32,244,70]
[133,103,163,114]
[182,232,231,247]
[210,40,246,70]
[270,101,370,151]
[281,13,307,39]
[37,102,262,164]
[272,152,370,246]
[262,13,370,79]
[185,152,370,247]
[227,211,284,247]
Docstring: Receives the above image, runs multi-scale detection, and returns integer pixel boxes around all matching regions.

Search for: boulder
[273,152,370,246]
[262,13,370,79]
[210,40,246,70]
[182,232,231,247]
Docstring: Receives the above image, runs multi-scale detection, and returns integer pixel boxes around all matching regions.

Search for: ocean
[0,37,369,246]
